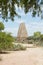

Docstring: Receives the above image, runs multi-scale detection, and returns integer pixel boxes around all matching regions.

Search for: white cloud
[4,27,18,36]
[3,21,43,37]
[3,20,43,37]
[15,4,25,16]
[26,22,43,36]
[41,5,43,10]
[15,4,18,10]
[15,4,22,11]
[15,19,24,24]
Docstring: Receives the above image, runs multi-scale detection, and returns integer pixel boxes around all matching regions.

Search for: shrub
[13,44,26,51]
[36,42,43,47]
[0,32,14,51]
[0,22,14,52]
[0,22,4,31]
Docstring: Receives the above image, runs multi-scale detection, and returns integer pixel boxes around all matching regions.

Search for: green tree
[0,0,19,21]
[0,22,4,31]
[40,34,43,41]
[0,22,14,52]
[0,32,14,51]
[34,32,41,37]
[0,0,43,21]
[33,32,41,40]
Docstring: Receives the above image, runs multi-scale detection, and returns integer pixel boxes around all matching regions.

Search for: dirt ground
[0,47,43,65]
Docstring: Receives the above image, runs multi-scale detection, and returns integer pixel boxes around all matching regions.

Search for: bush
[36,42,43,47]
[0,22,15,52]
[0,32,14,51]
[0,22,4,31]
[13,44,26,51]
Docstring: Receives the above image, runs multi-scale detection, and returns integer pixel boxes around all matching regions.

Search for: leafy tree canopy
[0,0,43,21]
[34,32,41,38]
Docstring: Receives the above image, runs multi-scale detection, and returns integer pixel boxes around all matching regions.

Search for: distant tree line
[27,31,43,46]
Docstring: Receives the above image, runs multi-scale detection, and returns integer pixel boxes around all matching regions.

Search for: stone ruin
[17,23,28,42]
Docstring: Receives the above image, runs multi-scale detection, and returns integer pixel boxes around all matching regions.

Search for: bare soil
[0,47,43,65]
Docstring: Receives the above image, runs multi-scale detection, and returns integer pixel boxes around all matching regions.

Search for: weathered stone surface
[17,23,28,42]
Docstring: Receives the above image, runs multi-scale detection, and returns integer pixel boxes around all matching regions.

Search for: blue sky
[0,5,43,37]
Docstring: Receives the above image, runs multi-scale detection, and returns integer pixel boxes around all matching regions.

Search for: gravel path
[0,48,43,65]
